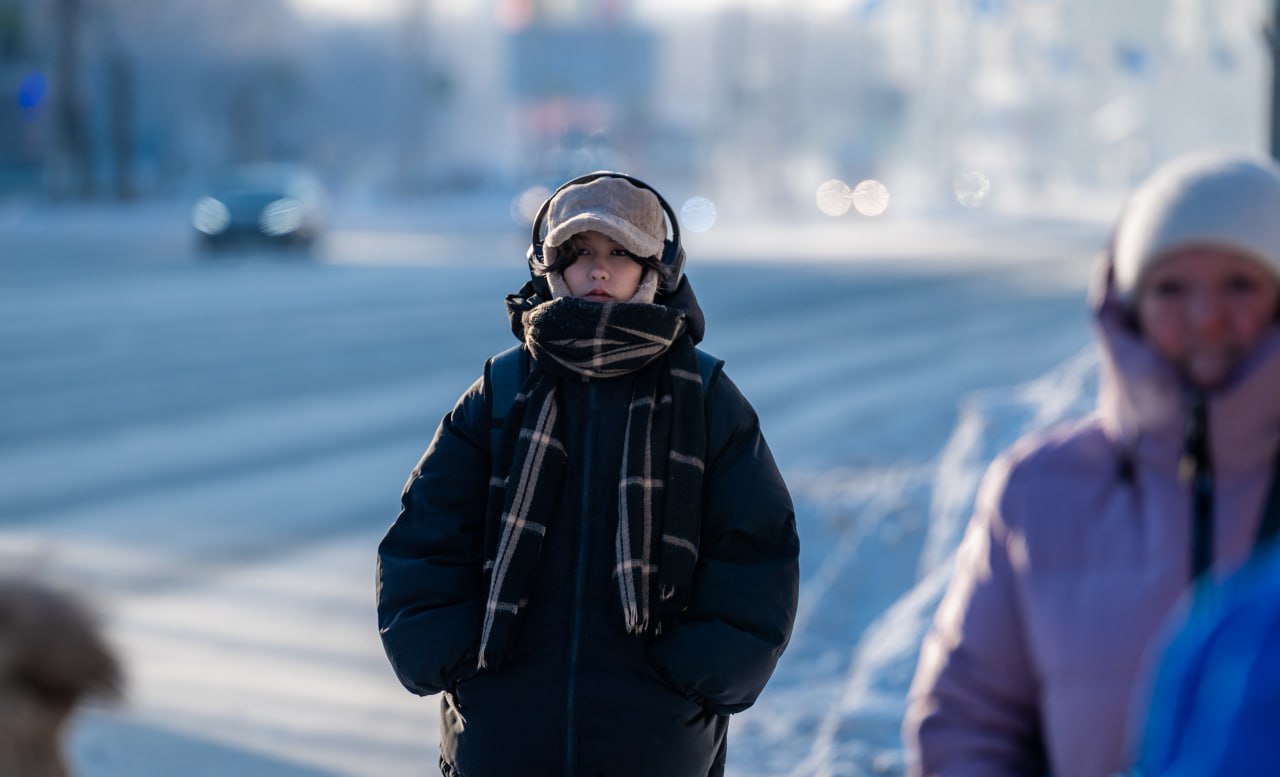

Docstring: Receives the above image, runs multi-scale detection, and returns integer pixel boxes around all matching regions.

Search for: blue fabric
[1135,543,1280,776]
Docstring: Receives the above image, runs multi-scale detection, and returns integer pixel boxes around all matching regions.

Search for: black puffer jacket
[377,278,799,777]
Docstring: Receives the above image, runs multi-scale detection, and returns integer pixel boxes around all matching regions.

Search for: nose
[1188,287,1228,340]
[588,256,609,279]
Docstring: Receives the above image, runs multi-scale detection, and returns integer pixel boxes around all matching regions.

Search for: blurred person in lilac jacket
[903,151,1280,777]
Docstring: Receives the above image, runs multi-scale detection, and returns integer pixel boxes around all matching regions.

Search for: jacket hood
[1089,246,1280,475]
[507,274,707,346]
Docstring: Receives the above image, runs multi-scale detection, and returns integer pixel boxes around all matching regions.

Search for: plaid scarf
[478,295,707,670]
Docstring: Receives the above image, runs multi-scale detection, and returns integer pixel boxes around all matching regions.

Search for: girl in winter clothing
[377,172,799,777]
[903,152,1280,777]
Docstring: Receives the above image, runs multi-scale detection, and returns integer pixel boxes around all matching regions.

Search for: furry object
[0,578,121,777]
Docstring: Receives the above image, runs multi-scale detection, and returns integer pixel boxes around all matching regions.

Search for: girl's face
[1137,246,1280,389]
[561,231,645,303]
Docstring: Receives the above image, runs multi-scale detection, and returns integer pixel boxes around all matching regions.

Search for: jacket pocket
[644,651,708,725]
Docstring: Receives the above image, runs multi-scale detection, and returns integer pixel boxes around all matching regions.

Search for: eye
[1224,273,1264,294]
[1148,277,1186,298]
[610,248,630,257]
[574,246,590,257]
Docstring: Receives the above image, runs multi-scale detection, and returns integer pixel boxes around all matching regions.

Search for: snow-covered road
[0,204,1106,776]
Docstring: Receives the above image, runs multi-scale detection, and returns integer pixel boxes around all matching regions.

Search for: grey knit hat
[544,176,666,260]
[1114,151,1280,301]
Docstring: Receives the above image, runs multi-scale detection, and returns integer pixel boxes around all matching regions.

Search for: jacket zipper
[565,382,596,776]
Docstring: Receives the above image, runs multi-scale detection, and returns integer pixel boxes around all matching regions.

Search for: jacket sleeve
[902,454,1047,777]
[648,369,800,715]
[376,373,491,697]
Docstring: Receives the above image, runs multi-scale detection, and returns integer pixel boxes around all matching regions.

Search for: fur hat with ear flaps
[543,176,667,262]
[1113,151,1280,302]
[0,577,121,777]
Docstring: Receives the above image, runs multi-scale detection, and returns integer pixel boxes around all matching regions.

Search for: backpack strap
[486,345,528,455]
[694,347,723,398]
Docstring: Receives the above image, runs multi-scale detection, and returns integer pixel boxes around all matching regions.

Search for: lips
[584,288,614,301]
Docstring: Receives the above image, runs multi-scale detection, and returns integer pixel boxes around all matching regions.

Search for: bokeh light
[953,171,991,208]
[510,185,552,226]
[260,198,304,236]
[17,72,47,110]
[816,179,852,217]
[680,196,717,233]
[191,197,230,235]
[851,179,890,217]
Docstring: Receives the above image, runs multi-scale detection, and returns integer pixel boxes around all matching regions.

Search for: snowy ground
[1,197,1108,776]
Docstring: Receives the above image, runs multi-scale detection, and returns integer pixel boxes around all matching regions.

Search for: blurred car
[192,164,326,254]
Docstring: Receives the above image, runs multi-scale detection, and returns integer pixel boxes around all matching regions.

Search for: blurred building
[0,0,1269,213]
[848,0,1267,213]
[498,0,656,187]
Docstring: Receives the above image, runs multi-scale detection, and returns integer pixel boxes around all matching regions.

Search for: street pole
[1270,0,1280,161]
[108,52,135,200]
[53,0,93,198]
[397,0,429,192]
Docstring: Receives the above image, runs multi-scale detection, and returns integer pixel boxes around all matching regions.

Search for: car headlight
[259,198,304,236]
[192,197,230,235]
